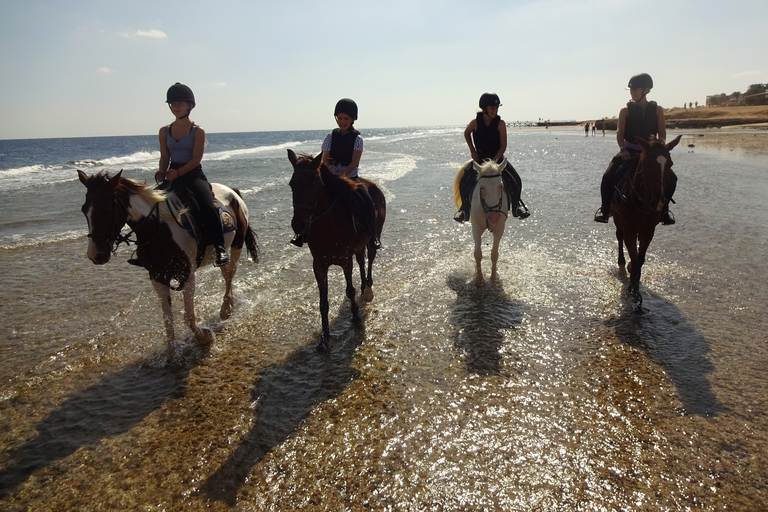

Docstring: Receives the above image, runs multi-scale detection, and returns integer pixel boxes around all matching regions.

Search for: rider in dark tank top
[454,92,530,223]
[594,73,677,225]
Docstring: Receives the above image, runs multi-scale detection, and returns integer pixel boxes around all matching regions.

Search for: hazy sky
[1,0,765,139]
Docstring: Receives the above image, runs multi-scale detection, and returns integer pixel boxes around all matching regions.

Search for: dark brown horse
[78,170,259,360]
[287,149,386,352]
[612,135,681,307]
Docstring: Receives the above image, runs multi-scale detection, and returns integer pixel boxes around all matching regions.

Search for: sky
[0,0,765,139]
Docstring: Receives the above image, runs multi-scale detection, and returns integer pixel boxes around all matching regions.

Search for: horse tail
[453,166,465,210]
[244,225,260,263]
[231,186,260,263]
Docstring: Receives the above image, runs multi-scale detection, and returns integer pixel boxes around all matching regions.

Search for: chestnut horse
[78,170,259,359]
[453,159,510,286]
[611,135,681,307]
[287,149,386,352]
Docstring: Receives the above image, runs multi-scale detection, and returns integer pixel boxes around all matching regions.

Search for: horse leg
[490,225,504,283]
[152,281,177,361]
[615,222,626,268]
[356,249,374,303]
[472,224,484,287]
[313,261,331,352]
[219,246,241,320]
[343,257,360,322]
[181,272,214,346]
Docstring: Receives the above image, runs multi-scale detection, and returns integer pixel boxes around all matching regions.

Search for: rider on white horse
[455,92,529,223]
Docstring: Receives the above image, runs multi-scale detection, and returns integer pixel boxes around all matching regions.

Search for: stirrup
[662,211,676,225]
[290,234,304,247]
[214,246,230,267]
[594,208,609,223]
[453,210,469,223]
[515,204,530,219]
[127,258,143,267]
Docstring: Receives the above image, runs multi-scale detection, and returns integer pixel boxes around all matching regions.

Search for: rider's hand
[154,170,166,183]
[620,149,632,161]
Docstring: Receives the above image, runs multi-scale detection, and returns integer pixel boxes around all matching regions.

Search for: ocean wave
[0,229,83,250]
[205,141,301,161]
[72,150,159,168]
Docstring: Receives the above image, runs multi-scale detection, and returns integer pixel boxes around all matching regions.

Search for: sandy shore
[677,129,768,157]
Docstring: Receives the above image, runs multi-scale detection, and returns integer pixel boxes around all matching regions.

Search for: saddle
[166,192,237,241]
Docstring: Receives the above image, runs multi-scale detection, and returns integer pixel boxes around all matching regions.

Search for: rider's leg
[187,175,230,267]
[662,170,677,225]
[503,162,529,219]
[454,164,475,223]
[595,156,621,223]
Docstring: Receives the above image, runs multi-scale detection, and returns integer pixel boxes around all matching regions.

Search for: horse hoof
[316,337,330,353]
[362,286,374,303]
[198,328,214,345]
[220,304,233,320]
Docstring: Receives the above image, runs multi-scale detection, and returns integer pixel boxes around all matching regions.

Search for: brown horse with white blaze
[287,149,386,352]
[78,170,259,360]
[612,135,681,306]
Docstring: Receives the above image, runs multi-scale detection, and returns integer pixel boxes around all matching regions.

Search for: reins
[476,172,509,219]
[293,170,339,237]
[616,151,668,213]
[86,191,162,255]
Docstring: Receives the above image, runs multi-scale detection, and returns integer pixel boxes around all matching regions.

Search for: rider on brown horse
[291,98,380,249]
[454,92,530,223]
[594,73,677,225]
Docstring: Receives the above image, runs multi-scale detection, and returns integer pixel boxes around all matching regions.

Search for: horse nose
[89,251,110,265]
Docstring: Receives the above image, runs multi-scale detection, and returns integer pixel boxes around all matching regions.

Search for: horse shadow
[0,347,203,498]
[447,273,525,376]
[606,288,725,417]
[200,311,365,505]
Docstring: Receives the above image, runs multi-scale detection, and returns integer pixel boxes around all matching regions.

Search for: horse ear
[109,170,123,190]
[312,152,323,169]
[666,135,683,152]
[77,170,89,186]
[636,137,651,151]
[287,149,297,166]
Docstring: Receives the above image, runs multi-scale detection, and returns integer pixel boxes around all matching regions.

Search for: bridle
[85,191,161,255]
[475,160,509,218]
[618,149,669,213]
[291,169,338,235]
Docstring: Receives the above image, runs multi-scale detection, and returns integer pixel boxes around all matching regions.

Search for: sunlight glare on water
[0,128,766,510]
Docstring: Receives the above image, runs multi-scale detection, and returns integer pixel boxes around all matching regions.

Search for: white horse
[454,159,510,286]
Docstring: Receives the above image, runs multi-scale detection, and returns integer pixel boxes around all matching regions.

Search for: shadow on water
[0,349,202,498]
[201,309,365,505]
[447,273,525,376]
[607,287,725,417]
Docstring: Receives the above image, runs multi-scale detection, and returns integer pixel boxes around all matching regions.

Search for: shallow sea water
[1,128,767,510]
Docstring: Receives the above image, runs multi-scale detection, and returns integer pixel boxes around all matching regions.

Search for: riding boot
[127,257,143,267]
[515,201,530,219]
[454,201,470,223]
[290,234,305,247]
[662,206,676,225]
[363,211,381,249]
[594,205,610,223]
[214,245,230,267]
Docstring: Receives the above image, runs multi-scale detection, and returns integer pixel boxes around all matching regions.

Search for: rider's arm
[156,128,170,182]
[494,121,507,162]
[656,105,667,144]
[342,149,363,177]
[464,120,478,161]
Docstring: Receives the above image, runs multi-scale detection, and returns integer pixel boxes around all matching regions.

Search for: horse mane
[92,170,174,221]
[475,159,503,179]
[294,153,361,195]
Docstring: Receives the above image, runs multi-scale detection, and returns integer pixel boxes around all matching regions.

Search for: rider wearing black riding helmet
[594,73,677,225]
[148,82,229,267]
[454,92,529,223]
[290,98,380,249]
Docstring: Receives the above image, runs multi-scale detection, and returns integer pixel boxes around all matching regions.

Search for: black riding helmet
[166,82,196,107]
[334,98,358,120]
[479,92,501,109]
[627,73,653,90]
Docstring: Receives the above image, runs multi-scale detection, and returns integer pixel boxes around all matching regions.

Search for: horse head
[288,149,324,236]
[78,170,129,264]
[473,159,508,225]
[632,135,682,212]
